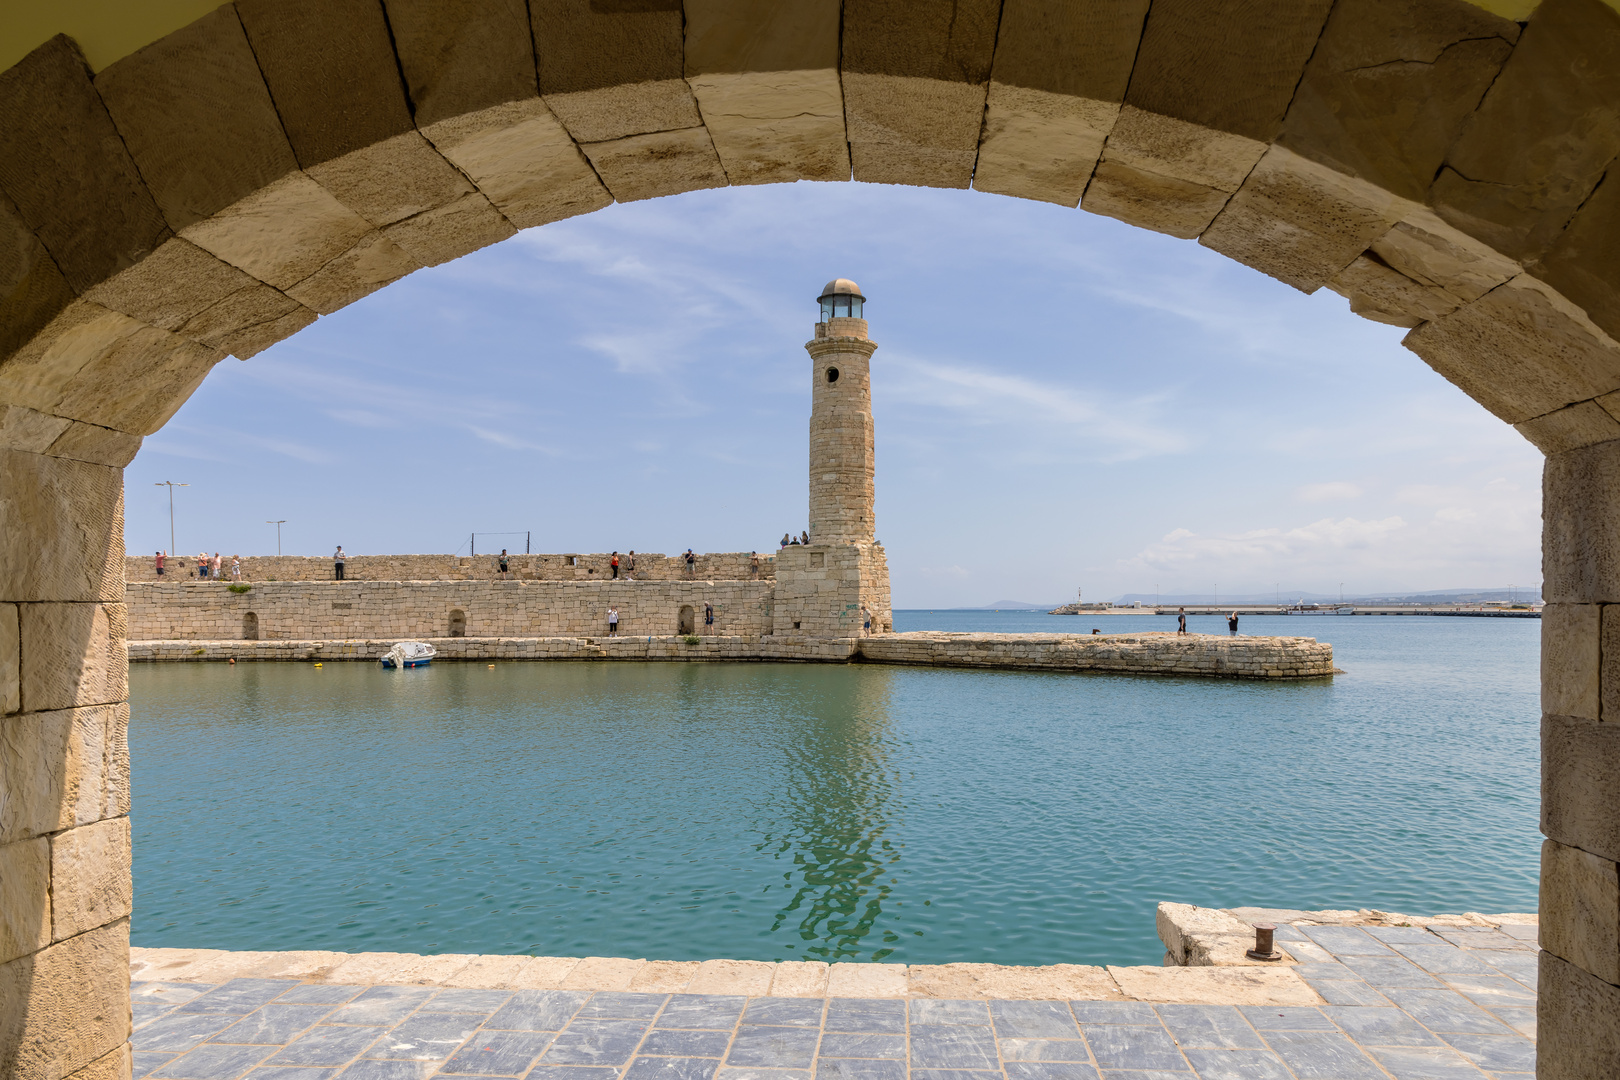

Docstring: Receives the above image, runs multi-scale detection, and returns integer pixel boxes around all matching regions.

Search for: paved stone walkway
[131,922,1537,1080]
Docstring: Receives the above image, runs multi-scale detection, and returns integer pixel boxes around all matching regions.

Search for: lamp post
[266,520,286,556]
[154,481,188,556]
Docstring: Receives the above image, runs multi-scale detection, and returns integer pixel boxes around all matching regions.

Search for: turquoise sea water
[128,613,1540,966]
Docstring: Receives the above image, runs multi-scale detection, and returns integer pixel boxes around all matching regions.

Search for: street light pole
[266,520,286,556]
[154,481,189,555]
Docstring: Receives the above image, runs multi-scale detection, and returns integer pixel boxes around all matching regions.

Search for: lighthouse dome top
[818,278,865,320]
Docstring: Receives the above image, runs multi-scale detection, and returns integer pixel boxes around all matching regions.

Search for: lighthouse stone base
[771,542,892,636]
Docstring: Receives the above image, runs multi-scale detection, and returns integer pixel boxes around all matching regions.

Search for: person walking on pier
[334,546,346,580]
[1177,606,1187,635]
[607,606,619,636]
[611,552,620,579]
[704,601,714,633]
[1228,611,1239,636]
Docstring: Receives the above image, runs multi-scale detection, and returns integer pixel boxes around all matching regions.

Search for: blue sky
[124,181,1543,608]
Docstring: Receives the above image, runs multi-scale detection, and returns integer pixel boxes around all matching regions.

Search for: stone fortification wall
[125,580,774,641]
[123,551,776,583]
[772,543,891,636]
[858,632,1334,679]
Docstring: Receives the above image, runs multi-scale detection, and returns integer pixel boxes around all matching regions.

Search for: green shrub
[227,583,251,594]
[683,635,701,645]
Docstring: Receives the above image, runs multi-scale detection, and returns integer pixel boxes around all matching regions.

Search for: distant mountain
[980,600,1061,610]
[1112,586,1542,605]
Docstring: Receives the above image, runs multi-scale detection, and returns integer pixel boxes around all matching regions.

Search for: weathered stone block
[50,332,223,437]
[1082,158,1234,240]
[1432,0,1620,261]
[0,36,170,294]
[1535,161,1620,346]
[1545,713,1620,863]
[0,837,49,966]
[19,604,127,715]
[94,5,298,233]
[1405,275,1620,425]
[422,100,611,229]
[768,960,829,997]
[81,238,258,335]
[688,71,849,186]
[1125,0,1334,143]
[0,603,16,714]
[1542,838,1620,986]
[235,0,415,169]
[1544,604,1601,720]
[1601,605,1620,722]
[684,0,846,185]
[1516,401,1620,455]
[1539,950,1620,1079]
[533,0,695,143]
[0,192,76,369]
[1327,253,1461,329]
[0,919,129,1080]
[179,285,317,362]
[63,1044,131,1080]
[973,85,1118,207]
[840,0,999,188]
[1372,211,1520,306]
[307,132,473,229]
[384,194,515,269]
[1202,146,1411,294]
[383,0,537,128]
[49,819,130,944]
[990,0,1147,104]
[1279,0,1517,205]
[1544,440,1620,603]
[286,233,419,316]
[0,451,123,605]
[581,129,729,204]
[179,172,376,292]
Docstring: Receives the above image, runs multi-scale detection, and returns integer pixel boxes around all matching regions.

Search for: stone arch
[448,608,466,638]
[241,610,258,640]
[5,0,1620,1069]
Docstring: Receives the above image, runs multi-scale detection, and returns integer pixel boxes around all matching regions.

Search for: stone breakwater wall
[126,580,775,641]
[129,629,1333,680]
[859,632,1335,679]
[124,551,776,583]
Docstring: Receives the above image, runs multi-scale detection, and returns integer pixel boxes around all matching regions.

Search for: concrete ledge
[129,947,1321,1005]
[128,631,1333,679]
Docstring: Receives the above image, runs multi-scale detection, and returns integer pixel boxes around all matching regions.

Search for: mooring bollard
[1246,923,1283,961]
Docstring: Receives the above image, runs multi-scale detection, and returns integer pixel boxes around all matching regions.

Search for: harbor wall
[127,629,1334,680]
[124,550,777,583]
[125,580,776,641]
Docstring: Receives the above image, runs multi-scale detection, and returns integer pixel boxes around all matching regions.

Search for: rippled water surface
[130,613,1539,965]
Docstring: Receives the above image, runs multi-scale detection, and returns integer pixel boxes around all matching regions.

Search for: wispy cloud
[1297,481,1364,502]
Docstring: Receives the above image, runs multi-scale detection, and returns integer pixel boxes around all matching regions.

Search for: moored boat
[381,641,435,668]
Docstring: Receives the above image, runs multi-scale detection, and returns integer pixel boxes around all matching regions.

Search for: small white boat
[381,641,435,668]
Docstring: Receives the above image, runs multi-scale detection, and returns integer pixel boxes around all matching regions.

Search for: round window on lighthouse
[826,367,840,384]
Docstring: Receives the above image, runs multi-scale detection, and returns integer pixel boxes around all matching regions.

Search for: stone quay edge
[127,630,1336,680]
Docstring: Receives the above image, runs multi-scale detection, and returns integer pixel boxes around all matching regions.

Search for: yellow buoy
[313,662,322,667]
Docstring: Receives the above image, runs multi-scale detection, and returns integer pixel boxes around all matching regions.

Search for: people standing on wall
[1228,611,1239,636]
[685,549,696,575]
[704,601,714,633]
[198,551,210,579]
[334,546,346,581]
[1177,607,1187,634]
[499,549,509,579]
[155,551,165,576]
[800,530,810,545]
[610,552,619,579]
[862,605,872,635]
[211,553,222,581]
[627,551,636,580]
[781,533,790,548]
[750,552,760,578]
[231,556,241,581]
[608,606,619,636]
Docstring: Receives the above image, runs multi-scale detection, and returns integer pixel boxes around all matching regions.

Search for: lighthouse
[774,279,892,636]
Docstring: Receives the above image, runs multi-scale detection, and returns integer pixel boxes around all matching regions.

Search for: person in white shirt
[231,556,241,581]
[334,547,346,580]
[607,606,619,636]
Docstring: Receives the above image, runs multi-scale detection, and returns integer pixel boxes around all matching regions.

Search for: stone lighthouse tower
[773,279,892,636]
